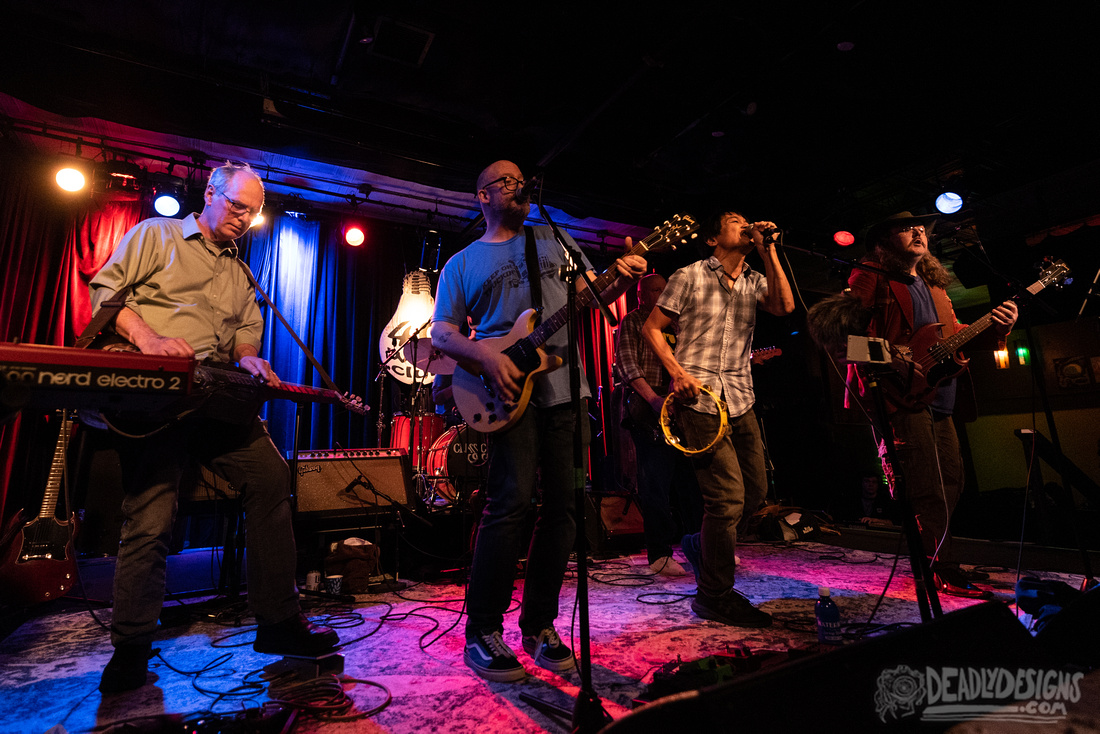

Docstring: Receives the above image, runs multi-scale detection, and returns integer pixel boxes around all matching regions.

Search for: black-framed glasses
[482,175,524,192]
[218,191,262,218]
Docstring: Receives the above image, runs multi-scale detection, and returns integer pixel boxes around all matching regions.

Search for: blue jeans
[680,407,767,596]
[465,402,588,638]
[110,417,299,646]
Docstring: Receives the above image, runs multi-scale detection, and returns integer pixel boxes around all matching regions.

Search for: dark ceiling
[2,2,1100,260]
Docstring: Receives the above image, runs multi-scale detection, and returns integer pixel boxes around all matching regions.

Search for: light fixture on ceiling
[55,163,87,192]
[94,159,144,200]
[935,191,964,214]
[345,222,365,247]
[833,230,855,247]
[148,172,188,217]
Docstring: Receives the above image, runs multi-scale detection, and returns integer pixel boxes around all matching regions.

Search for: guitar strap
[74,286,132,349]
[524,226,543,314]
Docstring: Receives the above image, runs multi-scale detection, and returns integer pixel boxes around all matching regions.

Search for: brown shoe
[934,567,993,600]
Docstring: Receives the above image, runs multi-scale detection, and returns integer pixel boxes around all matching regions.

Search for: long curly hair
[869,240,952,289]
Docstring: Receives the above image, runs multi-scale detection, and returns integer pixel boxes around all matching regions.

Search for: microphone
[752,223,780,239]
[513,175,542,202]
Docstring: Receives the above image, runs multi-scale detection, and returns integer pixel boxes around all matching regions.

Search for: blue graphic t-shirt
[433,225,594,407]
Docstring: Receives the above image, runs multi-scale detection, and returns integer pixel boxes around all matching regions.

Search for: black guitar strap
[524,225,542,314]
[74,286,131,349]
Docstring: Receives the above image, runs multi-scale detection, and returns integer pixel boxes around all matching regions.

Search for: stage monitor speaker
[605,602,1068,733]
[293,449,414,517]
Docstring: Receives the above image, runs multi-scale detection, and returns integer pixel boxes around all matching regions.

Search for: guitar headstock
[639,213,700,255]
[750,346,782,365]
[1034,258,1071,291]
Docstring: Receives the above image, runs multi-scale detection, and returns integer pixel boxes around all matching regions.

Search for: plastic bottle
[815,586,843,645]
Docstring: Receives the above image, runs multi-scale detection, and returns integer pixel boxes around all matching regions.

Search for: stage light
[994,349,1010,369]
[250,213,265,228]
[345,224,365,247]
[55,166,86,192]
[1016,345,1030,366]
[833,230,855,247]
[148,172,187,217]
[936,191,964,214]
[153,194,180,216]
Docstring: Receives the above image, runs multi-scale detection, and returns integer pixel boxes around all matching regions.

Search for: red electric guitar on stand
[0,411,78,604]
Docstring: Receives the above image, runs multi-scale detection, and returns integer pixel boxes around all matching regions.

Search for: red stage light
[833,230,855,247]
[345,225,365,247]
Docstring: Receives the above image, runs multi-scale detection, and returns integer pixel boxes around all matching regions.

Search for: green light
[1016,345,1030,365]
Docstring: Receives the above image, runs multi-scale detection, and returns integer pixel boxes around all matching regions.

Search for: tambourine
[659,384,730,454]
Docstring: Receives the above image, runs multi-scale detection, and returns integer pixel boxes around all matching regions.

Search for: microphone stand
[516,188,613,732]
[777,233,944,619]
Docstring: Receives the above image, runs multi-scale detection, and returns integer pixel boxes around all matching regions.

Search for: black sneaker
[254,613,340,657]
[99,643,153,694]
[464,630,526,682]
[681,533,702,585]
[522,627,575,673]
[691,589,773,628]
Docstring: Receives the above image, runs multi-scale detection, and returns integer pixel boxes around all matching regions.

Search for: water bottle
[815,586,843,645]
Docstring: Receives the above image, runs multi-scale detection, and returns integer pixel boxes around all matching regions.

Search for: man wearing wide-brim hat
[846,210,1017,599]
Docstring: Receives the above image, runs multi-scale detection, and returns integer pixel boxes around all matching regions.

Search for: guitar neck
[39,415,72,521]
[938,312,994,356]
[526,232,664,350]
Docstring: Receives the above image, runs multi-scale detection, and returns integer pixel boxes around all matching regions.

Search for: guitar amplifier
[292,449,415,516]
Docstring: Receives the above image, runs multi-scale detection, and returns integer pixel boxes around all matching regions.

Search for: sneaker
[680,533,702,585]
[254,613,340,657]
[691,589,773,628]
[649,556,688,577]
[465,630,526,682]
[522,627,576,673]
[99,642,153,694]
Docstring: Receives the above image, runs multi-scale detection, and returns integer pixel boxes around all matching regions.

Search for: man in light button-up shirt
[642,210,794,629]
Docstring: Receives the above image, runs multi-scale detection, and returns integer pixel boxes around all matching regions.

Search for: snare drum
[389,412,445,470]
[425,424,489,502]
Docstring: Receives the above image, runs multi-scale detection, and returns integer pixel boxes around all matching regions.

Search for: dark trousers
[465,402,588,638]
[110,416,298,647]
[680,407,768,596]
[629,422,702,563]
[889,409,963,563]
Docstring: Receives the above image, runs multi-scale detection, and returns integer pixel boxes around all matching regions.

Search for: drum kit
[387,334,488,510]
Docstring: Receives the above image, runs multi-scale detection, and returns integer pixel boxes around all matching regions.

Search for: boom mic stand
[516,187,616,732]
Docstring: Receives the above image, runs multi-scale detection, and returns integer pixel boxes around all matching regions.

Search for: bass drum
[425,424,489,503]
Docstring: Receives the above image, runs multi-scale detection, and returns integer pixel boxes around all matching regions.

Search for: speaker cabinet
[293,449,414,516]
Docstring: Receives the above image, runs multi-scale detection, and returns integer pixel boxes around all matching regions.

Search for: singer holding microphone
[641,210,794,627]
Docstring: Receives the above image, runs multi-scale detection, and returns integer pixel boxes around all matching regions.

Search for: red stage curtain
[0,148,142,523]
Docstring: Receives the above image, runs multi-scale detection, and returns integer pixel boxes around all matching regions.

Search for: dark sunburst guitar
[0,411,78,604]
[452,214,699,432]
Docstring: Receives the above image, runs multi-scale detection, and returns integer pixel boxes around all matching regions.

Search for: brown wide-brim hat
[865,211,939,247]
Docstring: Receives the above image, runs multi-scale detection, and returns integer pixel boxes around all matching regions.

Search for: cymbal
[402,337,456,374]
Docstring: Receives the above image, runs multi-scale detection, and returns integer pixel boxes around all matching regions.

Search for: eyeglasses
[218,191,262,218]
[481,175,524,192]
[896,225,926,234]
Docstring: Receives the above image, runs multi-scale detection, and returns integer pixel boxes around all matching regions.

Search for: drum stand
[404,334,453,510]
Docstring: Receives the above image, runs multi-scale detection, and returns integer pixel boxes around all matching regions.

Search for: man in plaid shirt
[642,211,794,627]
